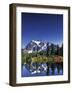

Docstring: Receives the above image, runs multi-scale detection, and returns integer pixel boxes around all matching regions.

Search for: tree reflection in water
[22,62,63,77]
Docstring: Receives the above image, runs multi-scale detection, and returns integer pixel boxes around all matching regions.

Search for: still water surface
[22,64,63,77]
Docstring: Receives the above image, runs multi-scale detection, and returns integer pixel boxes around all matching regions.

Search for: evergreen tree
[56,44,60,55]
[60,43,63,56]
[46,42,50,56]
[51,43,55,55]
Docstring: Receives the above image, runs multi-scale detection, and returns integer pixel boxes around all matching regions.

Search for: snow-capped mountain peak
[23,40,48,53]
[32,40,41,46]
[22,40,62,54]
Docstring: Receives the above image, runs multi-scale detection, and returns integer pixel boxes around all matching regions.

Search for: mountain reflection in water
[21,63,63,77]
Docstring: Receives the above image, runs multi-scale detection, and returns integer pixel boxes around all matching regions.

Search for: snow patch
[32,40,40,45]
[41,43,47,50]
[28,50,33,53]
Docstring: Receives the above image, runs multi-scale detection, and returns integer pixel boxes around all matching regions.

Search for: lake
[21,63,63,77]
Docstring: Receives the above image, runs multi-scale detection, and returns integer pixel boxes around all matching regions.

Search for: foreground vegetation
[22,52,63,65]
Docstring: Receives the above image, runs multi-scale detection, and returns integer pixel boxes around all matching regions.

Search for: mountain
[22,40,58,53]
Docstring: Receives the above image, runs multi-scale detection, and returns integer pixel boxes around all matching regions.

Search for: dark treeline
[46,43,63,56]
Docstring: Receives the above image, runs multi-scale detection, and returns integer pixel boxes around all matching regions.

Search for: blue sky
[21,13,63,48]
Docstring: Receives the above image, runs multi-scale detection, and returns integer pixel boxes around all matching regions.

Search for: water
[21,64,63,77]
